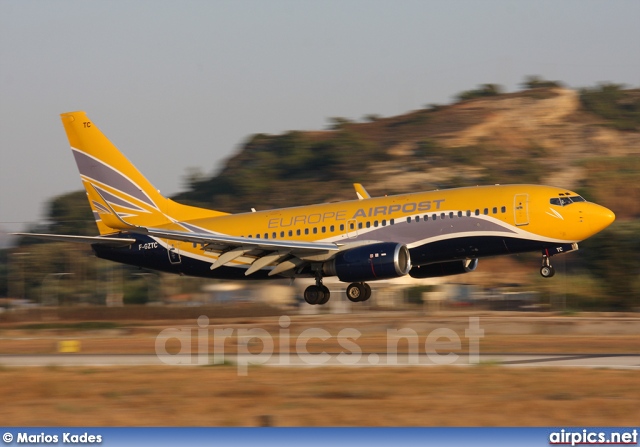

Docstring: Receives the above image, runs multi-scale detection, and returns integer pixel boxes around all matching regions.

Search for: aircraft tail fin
[60,111,226,235]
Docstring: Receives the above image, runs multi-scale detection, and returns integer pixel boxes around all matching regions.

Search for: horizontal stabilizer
[13,233,136,247]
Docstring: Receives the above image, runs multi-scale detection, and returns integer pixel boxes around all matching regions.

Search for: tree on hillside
[521,75,563,89]
[580,222,640,310]
[455,84,503,102]
[580,83,640,131]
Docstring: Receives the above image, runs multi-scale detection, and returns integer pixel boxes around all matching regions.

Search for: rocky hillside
[176,85,640,220]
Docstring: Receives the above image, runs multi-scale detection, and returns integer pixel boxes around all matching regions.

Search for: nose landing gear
[540,254,556,278]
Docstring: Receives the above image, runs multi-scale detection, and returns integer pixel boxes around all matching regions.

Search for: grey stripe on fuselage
[343,214,517,246]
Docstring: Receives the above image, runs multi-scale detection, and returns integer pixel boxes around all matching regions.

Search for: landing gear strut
[540,254,556,278]
[346,282,372,302]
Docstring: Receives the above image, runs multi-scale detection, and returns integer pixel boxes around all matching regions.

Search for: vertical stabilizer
[60,111,225,234]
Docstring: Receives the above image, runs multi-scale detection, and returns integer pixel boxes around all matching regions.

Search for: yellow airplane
[17,111,616,305]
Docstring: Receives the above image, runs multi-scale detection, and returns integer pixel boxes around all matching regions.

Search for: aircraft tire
[540,265,555,278]
[318,286,331,305]
[346,283,365,302]
[361,283,372,302]
[304,285,323,305]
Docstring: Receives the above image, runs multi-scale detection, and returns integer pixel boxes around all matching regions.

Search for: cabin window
[374,220,379,227]
[255,234,260,238]
[441,213,446,220]
[415,216,420,223]
[382,219,387,226]
[358,222,363,229]
[432,214,437,221]
[449,212,454,219]
[321,226,326,233]
[423,215,429,221]
[248,235,252,238]
[492,207,498,214]
[349,222,355,230]
[288,230,293,237]
[331,225,335,232]
[390,219,395,225]
[483,208,489,215]
[458,211,463,218]
[305,228,309,235]
[466,210,471,217]
[407,217,412,223]
[272,232,277,239]
[264,233,269,239]
[280,231,285,238]
[366,221,371,228]
[296,229,301,236]
[313,227,317,234]
[475,209,480,216]
[501,206,506,213]
[340,224,345,231]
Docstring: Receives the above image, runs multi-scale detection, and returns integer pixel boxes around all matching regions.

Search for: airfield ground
[0,309,638,426]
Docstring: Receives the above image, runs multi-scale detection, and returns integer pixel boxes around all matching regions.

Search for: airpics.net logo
[549,429,638,446]
[154,316,485,375]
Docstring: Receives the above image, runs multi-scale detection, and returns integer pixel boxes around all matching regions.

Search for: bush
[456,84,503,102]
[580,84,640,131]
[521,75,563,89]
[580,221,640,310]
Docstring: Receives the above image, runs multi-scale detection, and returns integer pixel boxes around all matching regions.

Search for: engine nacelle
[323,242,411,282]
[409,259,479,279]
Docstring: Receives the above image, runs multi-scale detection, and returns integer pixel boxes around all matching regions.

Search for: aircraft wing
[137,226,340,252]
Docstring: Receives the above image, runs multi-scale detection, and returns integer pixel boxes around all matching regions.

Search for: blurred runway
[1,353,638,368]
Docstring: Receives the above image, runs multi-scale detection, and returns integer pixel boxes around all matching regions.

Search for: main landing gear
[346,282,372,303]
[303,279,372,305]
[303,278,330,305]
[540,254,556,278]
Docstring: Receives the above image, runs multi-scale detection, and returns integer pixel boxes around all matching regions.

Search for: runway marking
[0,353,639,369]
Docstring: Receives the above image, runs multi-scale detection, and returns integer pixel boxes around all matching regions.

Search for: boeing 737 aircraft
[17,111,616,305]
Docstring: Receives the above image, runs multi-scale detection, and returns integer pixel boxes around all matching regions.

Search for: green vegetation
[455,83,503,102]
[579,84,640,131]
[327,117,355,130]
[578,157,640,219]
[521,75,563,90]
[579,221,640,310]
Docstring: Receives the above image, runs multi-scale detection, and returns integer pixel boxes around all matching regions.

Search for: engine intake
[323,242,411,282]
[409,259,478,279]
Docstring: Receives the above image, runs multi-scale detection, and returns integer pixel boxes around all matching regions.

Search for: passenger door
[514,194,529,226]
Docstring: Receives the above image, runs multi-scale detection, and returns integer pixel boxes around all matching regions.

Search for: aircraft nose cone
[590,204,616,234]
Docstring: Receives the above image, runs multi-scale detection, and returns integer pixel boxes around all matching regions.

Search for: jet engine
[323,242,411,282]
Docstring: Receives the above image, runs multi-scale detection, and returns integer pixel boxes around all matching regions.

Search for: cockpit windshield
[550,195,586,207]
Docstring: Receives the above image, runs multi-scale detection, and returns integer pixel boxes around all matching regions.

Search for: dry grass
[0,334,637,355]
[0,366,638,426]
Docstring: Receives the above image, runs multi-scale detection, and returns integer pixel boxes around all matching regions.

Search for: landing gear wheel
[318,285,331,305]
[304,285,324,305]
[346,283,365,302]
[361,283,372,302]
[540,265,556,278]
